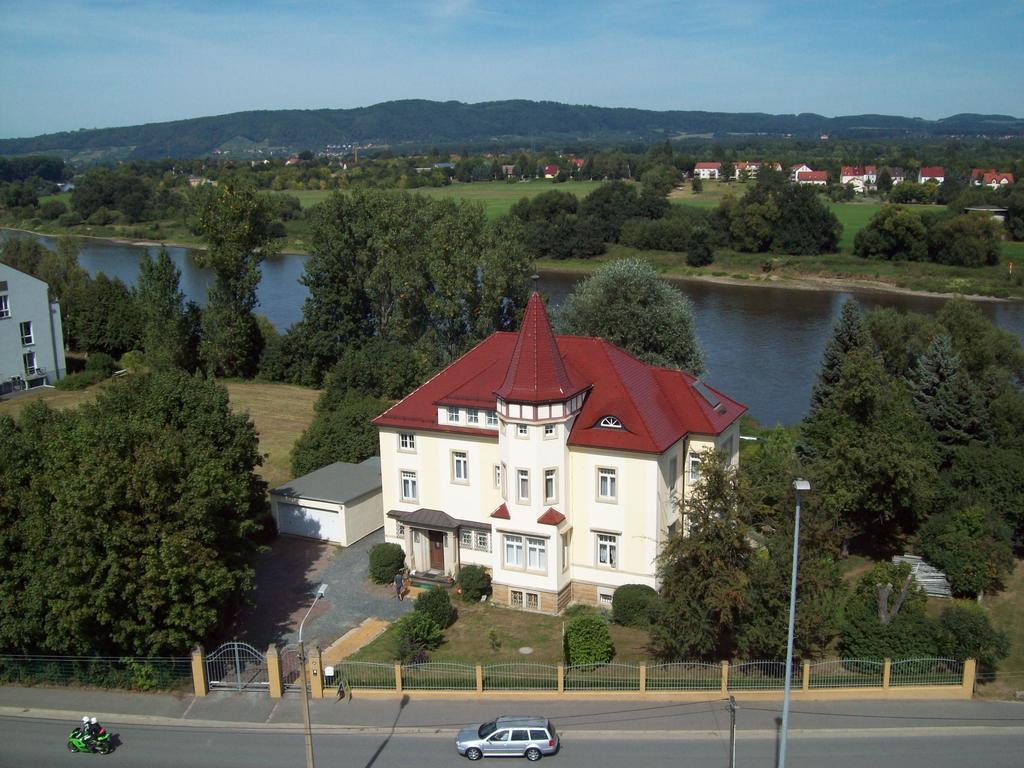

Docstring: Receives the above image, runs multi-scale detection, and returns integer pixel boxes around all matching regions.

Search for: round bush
[54,369,107,390]
[393,611,443,657]
[457,565,492,602]
[85,352,116,376]
[612,584,660,627]
[414,586,457,628]
[368,542,406,584]
[564,614,615,665]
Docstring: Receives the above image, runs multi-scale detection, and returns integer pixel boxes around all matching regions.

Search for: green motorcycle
[67,725,113,755]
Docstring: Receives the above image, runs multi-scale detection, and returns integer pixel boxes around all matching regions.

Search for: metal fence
[483,663,559,691]
[0,654,192,691]
[890,658,963,687]
[326,662,395,690]
[400,662,476,690]
[646,662,721,691]
[808,660,885,689]
[728,661,799,690]
[564,662,641,691]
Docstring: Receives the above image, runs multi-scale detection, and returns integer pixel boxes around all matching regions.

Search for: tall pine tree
[136,248,191,370]
[807,299,872,417]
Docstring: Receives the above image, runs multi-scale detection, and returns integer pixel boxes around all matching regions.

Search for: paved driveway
[228,529,411,652]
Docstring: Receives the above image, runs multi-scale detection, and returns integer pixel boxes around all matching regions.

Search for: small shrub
[54,369,106,390]
[85,352,116,376]
[393,611,443,657]
[118,350,146,371]
[414,586,457,629]
[612,584,660,627]
[564,614,615,665]
[488,628,501,651]
[937,603,1009,672]
[563,603,595,619]
[457,565,492,602]
[368,542,406,584]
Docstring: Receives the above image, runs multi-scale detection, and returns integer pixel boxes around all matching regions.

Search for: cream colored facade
[378,407,741,613]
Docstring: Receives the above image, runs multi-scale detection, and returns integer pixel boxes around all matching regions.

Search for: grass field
[0,379,319,489]
[980,559,1024,699]
[349,599,652,665]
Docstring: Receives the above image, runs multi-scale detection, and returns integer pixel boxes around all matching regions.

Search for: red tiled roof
[537,508,566,525]
[694,161,721,169]
[840,166,862,177]
[544,164,559,174]
[491,503,510,519]
[373,302,745,453]
[865,165,877,174]
[573,158,586,168]
[496,292,587,404]
[797,171,827,182]
[983,171,1014,185]
[971,168,995,181]
[919,166,945,178]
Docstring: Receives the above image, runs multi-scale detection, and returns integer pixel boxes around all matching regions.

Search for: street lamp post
[298,583,328,768]
[779,479,809,768]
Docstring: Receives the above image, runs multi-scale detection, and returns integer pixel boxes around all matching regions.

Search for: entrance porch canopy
[387,507,490,533]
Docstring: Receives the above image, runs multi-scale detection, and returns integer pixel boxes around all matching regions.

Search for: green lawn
[274,179,609,219]
[980,559,1024,699]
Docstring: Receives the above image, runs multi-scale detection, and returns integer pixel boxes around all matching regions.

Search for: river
[4,231,1023,426]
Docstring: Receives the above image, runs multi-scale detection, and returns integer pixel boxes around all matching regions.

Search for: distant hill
[2,100,1022,162]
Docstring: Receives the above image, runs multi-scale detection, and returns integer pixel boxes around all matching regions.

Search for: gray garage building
[271,457,383,545]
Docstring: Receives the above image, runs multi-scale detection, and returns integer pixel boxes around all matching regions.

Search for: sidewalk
[2,685,1022,736]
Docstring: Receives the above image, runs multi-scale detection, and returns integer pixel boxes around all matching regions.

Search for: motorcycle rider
[79,715,99,750]
[88,716,102,740]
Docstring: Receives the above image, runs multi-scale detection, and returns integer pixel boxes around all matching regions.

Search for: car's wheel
[525,747,542,761]
[466,747,483,761]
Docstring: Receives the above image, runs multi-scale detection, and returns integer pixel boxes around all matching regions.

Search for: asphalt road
[2,715,1022,768]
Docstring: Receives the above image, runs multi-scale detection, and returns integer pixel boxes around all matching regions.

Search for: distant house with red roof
[796,170,828,186]
[789,163,813,181]
[694,161,722,180]
[839,165,877,193]
[919,166,945,184]
[543,164,560,179]
[972,168,1014,188]
[733,161,762,180]
[374,293,745,612]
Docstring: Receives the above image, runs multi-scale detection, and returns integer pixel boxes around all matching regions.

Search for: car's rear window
[529,729,548,741]
[511,729,529,741]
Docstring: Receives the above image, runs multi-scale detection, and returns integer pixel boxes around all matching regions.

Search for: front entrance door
[428,531,445,571]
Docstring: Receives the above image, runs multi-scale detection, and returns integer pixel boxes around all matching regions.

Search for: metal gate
[206,642,269,692]
[280,645,305,692]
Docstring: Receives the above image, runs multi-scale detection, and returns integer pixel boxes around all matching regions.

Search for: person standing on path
[393,570,405,600]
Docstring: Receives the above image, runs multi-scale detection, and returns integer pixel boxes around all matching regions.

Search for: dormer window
[447,406,460,423]
[598,416,623,429]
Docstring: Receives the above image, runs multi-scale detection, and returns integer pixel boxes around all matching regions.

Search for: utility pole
[727,696,737,768]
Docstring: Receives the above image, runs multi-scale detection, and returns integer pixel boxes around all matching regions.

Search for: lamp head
[793,479,810,492]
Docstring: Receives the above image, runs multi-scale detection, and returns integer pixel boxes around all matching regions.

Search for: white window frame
[475,531,490,552]
[516,423,529,438]
[526,537,547,572]
[0,294,9,318]
[543,423,556,439]
[19,320,33,346]
[597,467,617,502]
[525,592,540,610]
[517,469,530,503]
[561,530,571,572]
[447,406,460,423]
[452,450,469,484]
[467,408,479,424]
[599,415,623,429]
[23,351,38,376]
[460,529,473,548]
[511,589,524,608]
[400,470,418,502]
[504,534,524,568]
[399,433,416,452]
[688,452,702,483]
[544,468,557,504]
[596,533,618,569]
[486,410,499,427]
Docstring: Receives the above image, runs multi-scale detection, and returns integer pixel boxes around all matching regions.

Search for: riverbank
[7,225,1021,303]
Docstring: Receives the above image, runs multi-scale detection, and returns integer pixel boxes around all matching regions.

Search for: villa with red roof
[796,170,828,186]
[918,166,945,184]
[373,293,745,613]
[694,161,722,180]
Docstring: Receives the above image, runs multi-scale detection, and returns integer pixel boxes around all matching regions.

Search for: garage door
[276,502,341,542]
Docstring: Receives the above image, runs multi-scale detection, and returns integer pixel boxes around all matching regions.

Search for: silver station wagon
[455,716,560,761]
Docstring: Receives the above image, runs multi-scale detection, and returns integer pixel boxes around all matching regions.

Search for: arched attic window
[598,415,623,429]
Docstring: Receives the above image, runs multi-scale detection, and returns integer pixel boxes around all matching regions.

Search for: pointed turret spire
[496,292,585,403]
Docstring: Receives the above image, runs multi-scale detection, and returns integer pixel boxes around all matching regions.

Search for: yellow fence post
[962,659,977,698]
[307,645,324,700]
[639,664,646,694]
[395,664,403,693]
[802,660,810,692]
[721,661,729,694]
[191,646,207,697]
[882,658,892,690]
[476,664,484,693]
[557,664,565,694]
[266,645,282,699]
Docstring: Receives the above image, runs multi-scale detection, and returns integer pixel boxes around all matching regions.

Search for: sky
[1,0,1022,139]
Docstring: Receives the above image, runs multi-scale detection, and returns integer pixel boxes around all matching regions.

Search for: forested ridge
[2,100,1022,160]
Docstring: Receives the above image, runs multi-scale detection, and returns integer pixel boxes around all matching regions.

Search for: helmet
[90,717,97,725]
[82,716,89,724]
